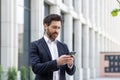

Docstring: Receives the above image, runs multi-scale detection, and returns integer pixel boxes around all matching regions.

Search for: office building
[1,0,120,80]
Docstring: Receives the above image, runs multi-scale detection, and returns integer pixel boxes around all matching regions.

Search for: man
[30,14,76,80]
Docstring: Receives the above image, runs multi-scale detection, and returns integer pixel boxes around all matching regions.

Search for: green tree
[111,0,120,16]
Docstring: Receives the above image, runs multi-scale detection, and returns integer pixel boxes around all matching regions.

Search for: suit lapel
[41,38,52,60]
[41,38,62,60]
[57,41,62,57]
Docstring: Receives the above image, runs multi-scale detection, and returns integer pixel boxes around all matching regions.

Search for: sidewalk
[91,78,120,80]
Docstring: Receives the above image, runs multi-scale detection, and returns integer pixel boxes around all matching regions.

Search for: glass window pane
[23,9,30,67]
[24,0,30,8]
[81,24,84,68]
[72,0,75,8]
[60,12,64,42]
[16,0,24,69]
[72,19,75,51]
[44,3,50,17]
[17,0,30,70]
[62,0,64,3]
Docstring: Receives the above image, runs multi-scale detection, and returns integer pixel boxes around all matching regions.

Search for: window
[81,24,84,68]
[17,0,31,70]
[44,3,50,17]
[17,0,24,70]
[72,0,75,8]
[60,12,65,42]
[72,19,75,51]
[24,0,31,68]
[17,0,31,79]
[62,0,64,3]
[44,3,50,34]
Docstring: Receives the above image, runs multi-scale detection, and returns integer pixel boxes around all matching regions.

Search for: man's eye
[52,26,57,29]
[53,26,57,29]
[52,26,60,29]
[58,27,60,29]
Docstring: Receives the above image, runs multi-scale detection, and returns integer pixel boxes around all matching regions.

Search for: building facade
[0,0,120,80]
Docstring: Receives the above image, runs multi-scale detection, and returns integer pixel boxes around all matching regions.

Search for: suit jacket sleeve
[63,44,76,75]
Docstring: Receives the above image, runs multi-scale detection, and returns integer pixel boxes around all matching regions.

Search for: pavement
[90,78,120,80]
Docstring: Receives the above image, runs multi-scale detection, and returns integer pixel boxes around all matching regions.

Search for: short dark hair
[43,14,62,26]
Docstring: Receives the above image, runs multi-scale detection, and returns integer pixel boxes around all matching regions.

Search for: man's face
[44,21,61,41]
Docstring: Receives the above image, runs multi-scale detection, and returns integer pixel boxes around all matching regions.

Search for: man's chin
[52,36,57,41]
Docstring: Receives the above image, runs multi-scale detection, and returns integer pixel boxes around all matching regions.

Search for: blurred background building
[0,0,120,80]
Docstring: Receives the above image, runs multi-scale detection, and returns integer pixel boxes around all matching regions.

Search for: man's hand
[57,55,74,66]
[66,55,74,66]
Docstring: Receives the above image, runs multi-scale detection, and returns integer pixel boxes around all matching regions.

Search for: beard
[46,29,58,41]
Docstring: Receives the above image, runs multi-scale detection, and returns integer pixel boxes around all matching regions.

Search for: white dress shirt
[44,35,59,80]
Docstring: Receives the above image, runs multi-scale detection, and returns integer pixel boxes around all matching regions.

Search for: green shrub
[20,66,27,80]
[7,67,17,80]
[0,65,3,80]
[29,67,33,80]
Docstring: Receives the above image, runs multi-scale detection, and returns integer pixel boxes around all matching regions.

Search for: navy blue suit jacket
[29,37,76,80]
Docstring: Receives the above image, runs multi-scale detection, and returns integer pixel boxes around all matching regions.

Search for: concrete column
[82,24,90,80]
[100,35,102,52]
[89,0,97,78]
[64,14,73,51]
[89,29,96,78]
[95,0,98,28]
[89,0,95,26]
[82,0,89,21]
[101,36,105,52]
[74,20,83,80]
[104,37,107,52]
[64,0,73,10]
[1,0,17,70]
[31,0,44,41]
[64,14,73,80]
[111,41,114,51]
[110,40,113,52]
[74,0,83,80]
[101,0,105,32]
[106,39,109,51]
[99,0,102,31]
[82,0,90,80]
[103,0,105,33]
[104,0,108,34]
[74,0,81,16]
[108,1,110,35]
[50,5,60,14]
[95,33,100,77]
[97,0,101,30]
[109,40,112,52]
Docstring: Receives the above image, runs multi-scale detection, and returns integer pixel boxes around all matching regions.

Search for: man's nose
[55,28,60,32]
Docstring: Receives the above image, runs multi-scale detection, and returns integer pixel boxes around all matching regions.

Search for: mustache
[53,32,58,35]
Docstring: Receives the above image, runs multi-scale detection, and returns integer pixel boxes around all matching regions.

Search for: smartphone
[69,51,76,55]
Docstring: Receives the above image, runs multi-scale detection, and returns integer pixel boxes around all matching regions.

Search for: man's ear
[44,24,46,28]
[44,24,48,28]
[44,24,48,31]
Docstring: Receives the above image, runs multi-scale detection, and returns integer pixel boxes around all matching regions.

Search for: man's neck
[44,34,55,42]
[45,34,55,42]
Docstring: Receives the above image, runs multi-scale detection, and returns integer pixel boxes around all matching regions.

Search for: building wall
[1,0,120,80]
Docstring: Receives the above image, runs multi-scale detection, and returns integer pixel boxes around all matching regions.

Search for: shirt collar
[44,35,57,43]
